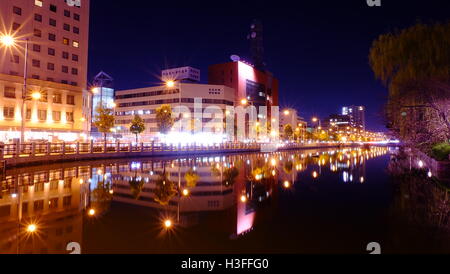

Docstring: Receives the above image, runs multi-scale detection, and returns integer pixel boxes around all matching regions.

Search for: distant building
[280,108,307,140]
[342,106,365,130]
[114,83,235,140]
[162,66,200,83]
[324,114,351,130]
[208,61,279,114]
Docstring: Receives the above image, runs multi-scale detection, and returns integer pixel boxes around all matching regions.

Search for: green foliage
[369,22,450,146]
[155,104,174,134]
[129,177,145,199]
[222,166,239,187]
[431,142,450,161]
[184,168,200,188]
[93,105,115,141]
[284,124,293,140]
[129,115,146,142]
[153,172,177,206]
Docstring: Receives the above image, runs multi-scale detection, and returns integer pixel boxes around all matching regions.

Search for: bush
[430,142,450,161]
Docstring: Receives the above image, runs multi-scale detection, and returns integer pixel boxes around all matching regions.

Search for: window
[34,13,42,22]
[48,33,56,41]
[12,23,21,31]
[13,6,22,15]
[38,109,47,120]
[66,112,74,122]
[34,200,44,212]
[49,198,58,209]
[63,24,70,31]
[67,95,75,105]
[35,0,43,7]
[32,44,41,52]
[32,59,40,68]
[3,107,15,119]
[34,29,42,37]
[31,75,40,80]
[26,109,31,120]
[72,41,79,48]
[48,47,55,56]
[71,68,78,75]
[49,18,56,27]
[72,54,78,61]
[73,27,79,34]
[50,4,57,13]
[4,87,16,98]
[62,51,69,59]
[47,63,55,71]
[63,37,69,45]
[62,66,68,73]
[11,55,19,64]
[74,13,80,21]
[63,196,72,207]
[53,93,62,104]
[52,111,61,122]
[64,10,71,17]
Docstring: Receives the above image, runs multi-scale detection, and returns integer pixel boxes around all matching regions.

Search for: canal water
[0,146,448,254]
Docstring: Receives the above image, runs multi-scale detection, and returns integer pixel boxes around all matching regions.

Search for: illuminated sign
[66,0,81,7]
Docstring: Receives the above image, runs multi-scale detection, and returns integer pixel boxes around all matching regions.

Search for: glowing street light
[31,91,42,100]
[241,98,248,106]
[240,195,247,203]
[166,80,175,88]
[0,35,15,47]
[26,224,37,233]
[283,110,290,116]
[88,208,96,216]
[1,33,30,143]
[164,219,173,228]
[283,181,291,188]
[182,188,189,197]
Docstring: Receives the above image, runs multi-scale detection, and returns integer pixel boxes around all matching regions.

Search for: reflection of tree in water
[250,158,276,184]
[91,181,113,215]
[283,160,293,174]
[388,150,449,232]
[211,165,240,187]
[184,168,200,188]
[129,176,145,199]
[153,172,177,206]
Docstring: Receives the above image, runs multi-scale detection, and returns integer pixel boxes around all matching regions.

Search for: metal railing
[0,141,272,159]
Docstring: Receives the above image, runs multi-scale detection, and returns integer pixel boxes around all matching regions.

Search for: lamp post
[166,80,182,134]
[0,35,31,143]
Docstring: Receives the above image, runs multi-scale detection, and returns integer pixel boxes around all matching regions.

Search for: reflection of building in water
[0,168,89,254]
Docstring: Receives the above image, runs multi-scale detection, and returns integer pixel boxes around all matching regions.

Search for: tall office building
[0,0,90,142]
[342,106,365,130]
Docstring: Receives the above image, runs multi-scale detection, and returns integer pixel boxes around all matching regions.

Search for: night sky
[87,0,449,132]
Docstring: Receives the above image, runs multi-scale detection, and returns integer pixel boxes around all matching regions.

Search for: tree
[129,115,146,143]
[369,22,450,149]
[93,105,115,143]
[284,124,294,141]
[155,104,174,134]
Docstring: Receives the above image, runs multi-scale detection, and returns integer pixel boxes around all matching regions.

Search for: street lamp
[166,80,182,133]
[1,34,30,143]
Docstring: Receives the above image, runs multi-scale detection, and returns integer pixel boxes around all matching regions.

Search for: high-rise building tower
[342,106,366,130]
[0,0,90,142]
[247,19,265,71]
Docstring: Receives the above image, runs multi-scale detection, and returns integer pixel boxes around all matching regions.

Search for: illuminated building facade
[208,61,279,111]
[0,0,91,142]
[342,105,365,130]
[114,83,235,140]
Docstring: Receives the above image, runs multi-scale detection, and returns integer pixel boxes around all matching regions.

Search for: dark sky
[87,0,449,132]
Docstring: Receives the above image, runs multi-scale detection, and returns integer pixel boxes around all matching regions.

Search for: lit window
[35,0,43,7]
[72,41,79,48]
[63,38,69,45]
